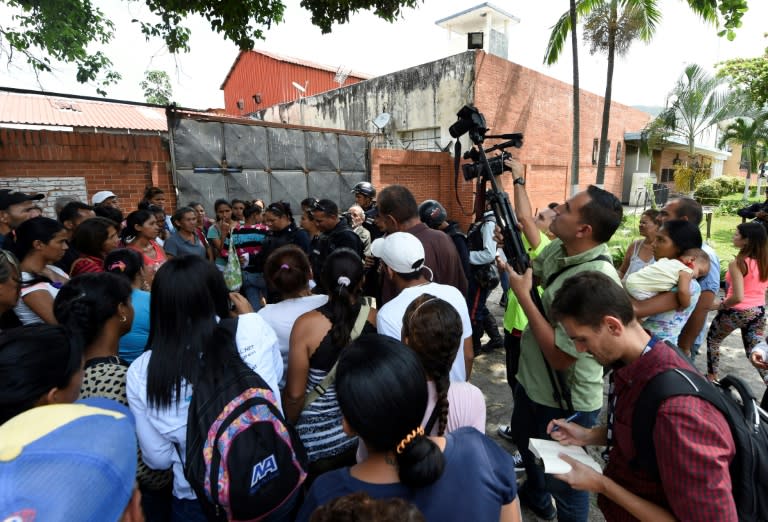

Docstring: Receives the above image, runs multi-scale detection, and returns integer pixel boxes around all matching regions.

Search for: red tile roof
[0,91,168,131]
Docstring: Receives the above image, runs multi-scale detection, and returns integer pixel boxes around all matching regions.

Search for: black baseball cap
[0,190,45,210]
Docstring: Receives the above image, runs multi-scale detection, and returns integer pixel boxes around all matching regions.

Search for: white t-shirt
[258,294,328,388]
[625,257,692,298]
[126,313,283,500]
[15,265,69,325]
[377,282,472,381]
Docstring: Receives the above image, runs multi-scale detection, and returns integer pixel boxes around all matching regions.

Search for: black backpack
[466,218,500,290]
[181,318,308,521]
[633,368,768,521]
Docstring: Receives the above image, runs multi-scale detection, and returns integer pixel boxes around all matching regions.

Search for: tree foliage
[0,0,422,94]
[717,43,768,108]
[643,63,736,157]
[577,0,661,185]
[140,70,173,105]
[545,0,745,65]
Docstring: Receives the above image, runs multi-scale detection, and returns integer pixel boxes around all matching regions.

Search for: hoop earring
[119,315,127,323]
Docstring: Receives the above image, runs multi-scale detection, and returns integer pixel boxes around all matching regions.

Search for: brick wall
[371,148,477,230]
[0,129,176,212]
[473,52,653,210]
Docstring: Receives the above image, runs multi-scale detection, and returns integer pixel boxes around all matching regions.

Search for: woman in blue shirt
[297,334,521,522]
[105,248,150,363]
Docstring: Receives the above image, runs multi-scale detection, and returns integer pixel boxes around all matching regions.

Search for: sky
[1,0,767,110]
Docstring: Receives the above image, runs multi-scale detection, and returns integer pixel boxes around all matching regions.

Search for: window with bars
[399,128,441,151]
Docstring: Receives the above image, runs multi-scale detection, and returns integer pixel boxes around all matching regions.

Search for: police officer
[351,182,382,241]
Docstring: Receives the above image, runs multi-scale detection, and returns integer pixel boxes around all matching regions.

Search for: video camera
[448,104,573,413]
[462,149,511,181]
[449,105,523,180]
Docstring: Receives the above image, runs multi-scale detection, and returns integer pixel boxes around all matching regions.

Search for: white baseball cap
[370,232,425,274]
[92,191,116,205]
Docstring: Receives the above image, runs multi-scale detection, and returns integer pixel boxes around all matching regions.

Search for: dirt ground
[473,284,765,521]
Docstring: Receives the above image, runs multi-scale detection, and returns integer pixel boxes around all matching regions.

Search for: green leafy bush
[694,179,724,204]
[725,176,745,193]
[716,200,745,216]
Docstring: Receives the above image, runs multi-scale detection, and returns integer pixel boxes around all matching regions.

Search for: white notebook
[529,438,603,475]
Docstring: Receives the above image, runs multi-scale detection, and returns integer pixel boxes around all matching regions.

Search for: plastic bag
[223,234,242,291]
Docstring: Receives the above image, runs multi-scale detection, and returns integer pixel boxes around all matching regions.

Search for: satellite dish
[372,112,391,130]
[292,81,306,93]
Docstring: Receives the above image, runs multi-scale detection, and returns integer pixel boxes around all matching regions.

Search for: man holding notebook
[547,271,736,521]
[499,184,623,520]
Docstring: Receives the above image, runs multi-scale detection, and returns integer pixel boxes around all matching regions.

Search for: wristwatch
[513,177,526,186]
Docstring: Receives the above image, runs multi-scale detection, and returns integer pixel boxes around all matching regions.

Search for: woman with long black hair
[54,272,173,521]
[297,334,521,522]
[105,248,150,363]
[259,244,328,387]
[122,209,166,287]
[7,217,69,324]
[262,201,311,256]
[284,248,375,478]
[126,256,282,521]
[708,221,768,386]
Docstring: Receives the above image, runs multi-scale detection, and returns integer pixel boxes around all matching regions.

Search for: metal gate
[167,111,369,217]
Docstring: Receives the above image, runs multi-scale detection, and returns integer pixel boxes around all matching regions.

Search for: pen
[551,412,582,432]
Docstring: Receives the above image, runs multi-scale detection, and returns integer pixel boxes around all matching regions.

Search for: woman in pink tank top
[707,222,768,390]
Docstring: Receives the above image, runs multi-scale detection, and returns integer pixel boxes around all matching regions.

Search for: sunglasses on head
[310,200,329,213]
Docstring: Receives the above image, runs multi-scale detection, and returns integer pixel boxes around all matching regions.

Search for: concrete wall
[257,50,653,212]
[0,128,175,212]
[256,53,476,148]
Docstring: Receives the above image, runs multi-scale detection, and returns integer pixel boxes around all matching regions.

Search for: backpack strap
[538,253,613,412]
[631,367,729,474]
[545,254,612,287]
[302,303,371,410]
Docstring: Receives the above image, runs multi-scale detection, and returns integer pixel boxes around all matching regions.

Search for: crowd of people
[0,163,765,522]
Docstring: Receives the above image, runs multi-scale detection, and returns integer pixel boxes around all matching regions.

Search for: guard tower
[435,2,520,60]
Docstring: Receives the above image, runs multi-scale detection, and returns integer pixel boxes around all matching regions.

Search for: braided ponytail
[402,294,463,435]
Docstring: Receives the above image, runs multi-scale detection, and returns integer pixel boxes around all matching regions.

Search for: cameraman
[497,171,623,521]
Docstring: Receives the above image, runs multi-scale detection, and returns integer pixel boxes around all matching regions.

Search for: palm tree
[649,64,733,155]
[544,1,718,188]
[582,0,660,185]
[570,0,580,196]
[718,115,768,201]
[643,64,735,193]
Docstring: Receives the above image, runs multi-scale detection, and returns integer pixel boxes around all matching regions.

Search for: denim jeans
[242,271,267,312]
[171,497,207,522]
[512,384,601,522]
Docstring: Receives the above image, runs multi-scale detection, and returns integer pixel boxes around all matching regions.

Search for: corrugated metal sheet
[221,50,369,116]
[0,92,167,131]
